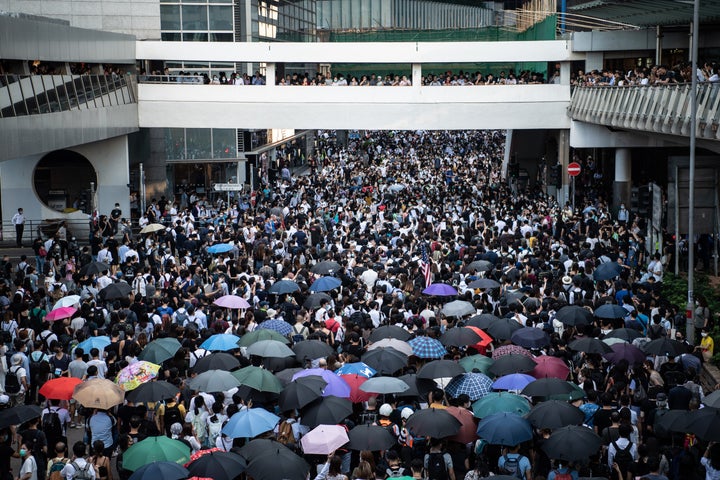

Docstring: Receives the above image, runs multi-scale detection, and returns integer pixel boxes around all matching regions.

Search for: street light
[686,0,699,345]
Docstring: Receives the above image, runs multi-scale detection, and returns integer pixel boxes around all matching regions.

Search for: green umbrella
[138,338,182,364]
[547,381,586,402]
[472,392,531,419]
[238,330,290,347]
[122,435,191,471]
[232,366,283,394]
[459,355,494,375]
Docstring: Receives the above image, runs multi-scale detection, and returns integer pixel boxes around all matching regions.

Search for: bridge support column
[614,148,631,211]
[558,129,570,207]
[266,63,276,86]
[412,64,422,87]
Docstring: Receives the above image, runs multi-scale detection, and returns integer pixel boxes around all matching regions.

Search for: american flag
[420,242,432,287]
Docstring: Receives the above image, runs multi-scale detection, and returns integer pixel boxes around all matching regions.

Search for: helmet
[379,404,393,417]
[401,407,414,420]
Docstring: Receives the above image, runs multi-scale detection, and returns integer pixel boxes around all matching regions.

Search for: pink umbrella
[300,424,349,455]
[45,307,77,322]
[530,356,571,380]
[447,406,478,444]
[213,295,251,309]
[492,344,533,360]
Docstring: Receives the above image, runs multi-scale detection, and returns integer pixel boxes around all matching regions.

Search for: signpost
[567,162,581,213]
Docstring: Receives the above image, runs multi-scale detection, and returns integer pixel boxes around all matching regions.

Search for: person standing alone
[12,208,25,248]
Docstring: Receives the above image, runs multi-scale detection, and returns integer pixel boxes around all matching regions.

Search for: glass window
[161,32,181,41]
[182,5,208,30]
[164,128,186,160]
[184,32,208,41]
[213,129,236,159]
[186,129,212,160]
[209,6,233,30]
[209,32,233,42]
[160,5,181,30]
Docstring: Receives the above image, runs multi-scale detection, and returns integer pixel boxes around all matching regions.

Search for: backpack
[501,454,526,479]
[648,324,665,340]
[612,441,633,470]
[163,404,183,435]
[5,365,21,394]
[291,324,307,344]
[386,466,406,478]
[426,452,448,480]
[30,352,50,383]
[175,310,189,326]
[632,380,647,404]
[48,458,68,480]
[51,284,64,302]
[71,460,93,480]
[276,419,295,445]
[551,469,572,480]
[42,408,63,442]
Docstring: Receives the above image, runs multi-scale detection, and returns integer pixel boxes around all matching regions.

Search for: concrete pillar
[614,148,632,211]
[266,63,276,86]
[412,63,422,88]
[655,26,663,66]
[147,128,172,203]
[560,61,571,85]
[585,52,603,72]
[558,129,570,206]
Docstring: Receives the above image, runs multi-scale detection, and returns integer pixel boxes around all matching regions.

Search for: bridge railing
[569,83,720,140]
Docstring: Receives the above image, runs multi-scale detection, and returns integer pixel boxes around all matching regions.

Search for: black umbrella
[593,262,623,281]
[654,409,690,437]
[362,347,408,375]
[397,374,436,398]
[704,390,720,409]
[554,306,593,327]
[262,356,299,373]
[405,408,462,438]
[466,314,501,329]
[417,359,465,381]
[486,318,523,340]
[128,461,188,480]
[237,438,292,461]
[278,376,327,411]
[300,395,353,429]
[126,381,180,404]
[525,400,584,429]
[348,424,397,451]
[303,293,333,310]
[292,340,335,361]
[0,405,42,429]
[642,338,687,357]
[440,327,482,347]
[594,304,629,320]
[193,352,241,374]
[268,280,300,295]
[467,260,493,273]
[275,367,305,386]
[99,282,132,301]
[235,385,280,404]
[521,378,576,398]
[488,354,537,377]
[467,278,500,289]
[368,326,412,342]
[541,425,603,461]
[245,444,310,480]
[568,338,613,355]
[685,407,720,441]
[79,261,110,276]
[310,261,341,275]
[187,450,247,480]
[510,327,550,349]
[603,328,642,342]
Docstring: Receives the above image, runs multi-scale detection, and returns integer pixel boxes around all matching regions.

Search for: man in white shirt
[61,441,97,480]
[86,348,108,379]
[11,208,25,248]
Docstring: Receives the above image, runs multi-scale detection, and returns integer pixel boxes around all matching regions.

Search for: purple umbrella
[292,368,351,398]
[603,342,646,365]
[214,295,251,309]
[422,283,458,296]
[492,373,536,391]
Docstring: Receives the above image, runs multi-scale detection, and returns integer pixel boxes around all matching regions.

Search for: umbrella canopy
[397,374,436,398]
[492,374,536,391]
[245,445,310,480]
[459,355,495,375]
[186,451,247,480]
[268,280,300,295]
[446,406,479,444]
[247,340,296,358]
[422,283,458,296]
[440,327,482,347]
[511,327,550,349]
[685,408,720,441]
[123,436,191,471]
[200,334,241,352]
[441,300,475,318]
[521,378,577,398]
[207,243,234,254]
[39,377,82,400]
[467,314,501,329]
[237,439,290,461]
[548,382,586,402]
[238,329,289,347]
[99,282,132,301]
[368,338,413,357]
[445,373,493,401]
[278,376,327,411]
[467,278,500,289]
[275,367,305,386]
[309,276,342,292]
[465,326,494,351]
[541,425,603,461]
[362,347,409,375]
[116,361,161,391]
[77,336,111,352]
[467,260,493,273]
[303,293,333,309]
[526,400,585,429]
[300,395,353,428]
[477,411,533,446]
[472,392,531,418]
[593,261,623,281]
[126,381,180,404]
[408,336,448,359]
[257,319,293,336]
[530,356,570,380]
[603,328,642,342]
[193,352,241,374]
[138,338,182,364]
[359,376,409,394]
[222,408,280,438]
[45,307,77,322]
[417,360,465,382]
[311,261,342,275]
[348,424,397,451]
[486,318,523,340]
[368,326,412,343]
[213,295,251,309]
[79,261,110,276]
[488,354,537,377]
[52,295,81,310]
[335,362,376,378]
[405,408,462,438]
[292,340,335,361]
[186,370,241,393]
[300,424,349,455]
[292,368,351,398]
[128,462,188,480]
[73,378,124,410]
[568,338,613,355]
[642,338,686,357]
[340,374,374,403]
[232,366,283,394]
[604,342,646,365]
[0,405,42,429]
[594,304,629,320]
[492,344,533,360]
[139,223,165,234]
[704,389,720,409]
[554,306,593,327]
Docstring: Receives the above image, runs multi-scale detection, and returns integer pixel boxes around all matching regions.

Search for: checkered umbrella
[445,373,493,401]
[257,319,293,336]
[491,344,533,360]
[408,337,447,359]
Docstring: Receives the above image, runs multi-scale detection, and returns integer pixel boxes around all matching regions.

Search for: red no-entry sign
[567,162,581,177]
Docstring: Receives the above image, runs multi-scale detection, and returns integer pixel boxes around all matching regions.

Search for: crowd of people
[0,129,717,480]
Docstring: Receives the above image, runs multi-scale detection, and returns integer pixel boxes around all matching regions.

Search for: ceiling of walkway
[567,0,720,27]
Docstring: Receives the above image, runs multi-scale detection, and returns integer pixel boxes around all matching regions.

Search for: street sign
[213,183,244,192]
[567,162,581,177]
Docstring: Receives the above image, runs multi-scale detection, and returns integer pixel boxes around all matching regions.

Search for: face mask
[601,329,611,335]
[702,333,708,338]
[19,449,27,457]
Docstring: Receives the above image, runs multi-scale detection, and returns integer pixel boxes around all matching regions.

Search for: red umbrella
[339,374,374,403]
[530,356,570,380]
[446,406,478,444]
[492,344,532,360]
[38,377,82,400]
[45,307,77,322]
[466,327,493,355]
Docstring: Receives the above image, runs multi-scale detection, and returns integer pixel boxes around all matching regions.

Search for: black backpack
[42,409,63,442]
[426,452,448,480]
[29,352,50,383]
[164,404,183,435]
[5,365,21,394]
[612,440,633,470]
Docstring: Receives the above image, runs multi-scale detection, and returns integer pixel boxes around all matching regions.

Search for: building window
[160,0,234,42]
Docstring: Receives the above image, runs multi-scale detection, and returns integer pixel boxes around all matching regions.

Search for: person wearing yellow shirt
[701,327,714,362]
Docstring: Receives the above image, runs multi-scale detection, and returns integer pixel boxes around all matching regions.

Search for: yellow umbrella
[73,378,125,410]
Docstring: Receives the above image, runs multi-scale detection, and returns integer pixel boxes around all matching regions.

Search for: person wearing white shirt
[96,247,112,264]
[60,442,96,480]
[96,274,112,291]
[87,349,108,379]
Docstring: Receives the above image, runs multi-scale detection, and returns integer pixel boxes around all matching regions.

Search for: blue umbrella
[200,334,242,352]
[492,373,536,391]
[208,243,234,254]
[77,336,111,352]
[593,261,623,281]
[257,319,293,336]
[408,337,448,359]
[335,362,376,378]
[510,327,550,349]
[594,304,629,320]
[129,462,188,480]
[476,411,533,446]
[445,373,493,401]
[268,280,300,295]
[222,407,281,438]
[309,276,342,292]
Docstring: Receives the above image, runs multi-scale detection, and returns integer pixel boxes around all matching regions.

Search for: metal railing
[568,83,720,140]
[0,74,137,118]
[138,75,204,84]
